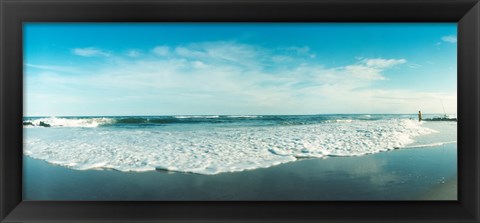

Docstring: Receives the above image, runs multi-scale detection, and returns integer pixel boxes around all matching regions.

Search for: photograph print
[23,23,457,200]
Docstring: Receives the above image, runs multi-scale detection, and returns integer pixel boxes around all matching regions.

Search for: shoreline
[23,142,457,201]
[23,118,455,175]
[23,139,457,175]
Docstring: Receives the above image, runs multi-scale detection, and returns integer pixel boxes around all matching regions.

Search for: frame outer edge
[1,1,23,221]
[1,0,480,223]
[459,1,480,221]
[477,2,480,220]
[1,0,5,221]
[472,2,479,221]
[470,3,480,221]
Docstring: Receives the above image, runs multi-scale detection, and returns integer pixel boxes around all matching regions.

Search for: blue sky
[24,23,457,116]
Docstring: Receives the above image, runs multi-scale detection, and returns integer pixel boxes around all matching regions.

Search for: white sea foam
[404,141,456,149]
[335,119,353,123]
[226,115,260,118]
[174,115,220,119]
[24,117,114,128]
[23,119,443,175]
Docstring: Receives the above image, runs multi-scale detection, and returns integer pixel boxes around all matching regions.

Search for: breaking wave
[23,118,446,175]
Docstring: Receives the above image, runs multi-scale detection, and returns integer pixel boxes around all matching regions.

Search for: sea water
[23,114,456,175]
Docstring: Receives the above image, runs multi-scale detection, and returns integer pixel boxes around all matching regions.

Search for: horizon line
[22,113,457,118]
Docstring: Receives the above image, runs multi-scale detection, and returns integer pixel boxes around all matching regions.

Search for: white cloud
[362,58,407,68]
[72,47,110,57]
[174,46,204,58]
[408,63,422,69]
[272,55,294,63]
[441,35,457,43]
[174,41,261,66]
[336,58,406,80]
[26,41,454,116]
[284,46,316,58]
[343,64,385,80]
[191,61,208,68]
[25,64,80,73]
[126,49,141,57]
[152,46,170,56]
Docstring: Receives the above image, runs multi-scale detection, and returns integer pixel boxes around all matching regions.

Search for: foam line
[24,119,440,175]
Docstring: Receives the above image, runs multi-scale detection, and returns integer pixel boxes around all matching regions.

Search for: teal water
[23,115,455,174]
[23,114,453,128]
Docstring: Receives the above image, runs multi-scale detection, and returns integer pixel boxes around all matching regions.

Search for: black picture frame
[1,0,479,222]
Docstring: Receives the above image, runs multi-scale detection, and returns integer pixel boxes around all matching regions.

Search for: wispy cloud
[407,63,422,69]
[25,64,80,73]
[361,58,406,68]
[126,49,141,57]
[339,58,406,80]
[72,47,110,57]
[174,41,261,65]
[284,46,316,58]
[441,35,457,43]
[152,46,170,56]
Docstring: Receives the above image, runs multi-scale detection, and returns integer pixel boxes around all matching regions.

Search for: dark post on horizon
[418,111,422,122]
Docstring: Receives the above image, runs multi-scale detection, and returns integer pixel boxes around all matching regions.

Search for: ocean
[23,114,457,175]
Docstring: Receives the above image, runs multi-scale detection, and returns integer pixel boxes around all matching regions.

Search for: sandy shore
[419,176,457,200]
[23,142,457,201]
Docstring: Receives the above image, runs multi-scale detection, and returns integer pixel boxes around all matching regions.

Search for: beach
[22,115,457,200]
[23,142,456,200]
[22,23,458,202]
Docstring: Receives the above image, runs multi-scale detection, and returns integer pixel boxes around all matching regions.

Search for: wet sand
[23,142,457,201]
[419,176,457,200]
